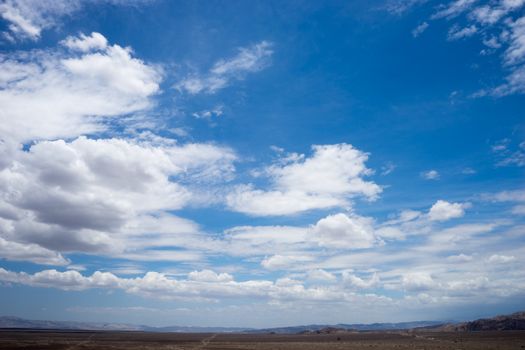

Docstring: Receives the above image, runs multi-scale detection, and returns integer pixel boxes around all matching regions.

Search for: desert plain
[1,329,524,350]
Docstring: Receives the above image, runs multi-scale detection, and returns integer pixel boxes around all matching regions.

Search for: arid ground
[1,330,524,350]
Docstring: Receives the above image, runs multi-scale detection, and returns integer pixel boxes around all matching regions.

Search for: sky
[0,0,524,328]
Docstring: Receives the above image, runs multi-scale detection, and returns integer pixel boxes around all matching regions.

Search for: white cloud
[0,267,357,303]
[307,269,337,282]
[226,186,343,216]
[421,169,440,180]
[505,16,525,65]
[511,204,525,215]
[491,138,525,166]
[384,209,422,225]
[432,0,478,19]
[491,189,525,202]
[384,0,428,15]
[422,1,525,96]
[447,253,473,262]
[0,236,69,265]
[0,136,236,260]
[342,272,380,289]
[427,223,498,249]
[471,5,506,25]
[0,30,239,267]
[261,254,315,270]
[192,105,224,120]
[0,0,82,40]
[227,144,381,216]
[412,22,429,37]
[487,254,516,263]
[175,41,273,94]
[0,32,161,143]
[224,225,310,257]
[375,200,472,242]
[402,272,436,291]
[61,32,108,52]
[381,161,396,175]
[310,213,378,249]
[0,0,150,41]
[188,270,234,283]
[428,200,470,221]
[489,65,525,96]
[461,167,476,174]
[448,24,478,40]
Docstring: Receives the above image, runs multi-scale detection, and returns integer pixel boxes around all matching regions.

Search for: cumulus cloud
[310,213,378,249]
[428,200,470,221]
[0,32,161,143]
[188,269,234,283]
[61,32,108,52]
[0,236,69,265]
[0,267,364,303]
[0,136,237,261]
[175,41,273,94]
[374,200,472,243]
[227,144,382,216]
[402,272,436,291]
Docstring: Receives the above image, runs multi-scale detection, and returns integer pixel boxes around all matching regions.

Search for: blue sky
[0,0,524,328]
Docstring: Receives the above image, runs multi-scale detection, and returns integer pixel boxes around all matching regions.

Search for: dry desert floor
[1,329,524,350]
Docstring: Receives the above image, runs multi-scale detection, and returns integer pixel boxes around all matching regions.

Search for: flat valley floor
[1,330,524,350]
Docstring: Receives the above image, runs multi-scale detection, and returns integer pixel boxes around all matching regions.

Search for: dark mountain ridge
[440,311,525,331]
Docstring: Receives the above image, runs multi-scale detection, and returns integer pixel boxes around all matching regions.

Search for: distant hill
[1,311,523,333]
[0,316,248,333]
[444,311,525,331]
[248,321,444,334]
[0,316,143,331]
[0,316,442,333]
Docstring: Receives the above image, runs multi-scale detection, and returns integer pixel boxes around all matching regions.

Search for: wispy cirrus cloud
[405,0,525,96]
[0,0,151,42]
[412,22,429,37]
[491,138,525,167]
[175,41,273,95]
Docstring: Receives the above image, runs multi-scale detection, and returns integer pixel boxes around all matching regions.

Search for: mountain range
[0,311,523,333]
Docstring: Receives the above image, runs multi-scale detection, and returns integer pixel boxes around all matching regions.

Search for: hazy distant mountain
[248,321,445,334]
[0,316,442,333]
[0,316,249,333]
[0,316,143,331]
[1,311,523,333]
